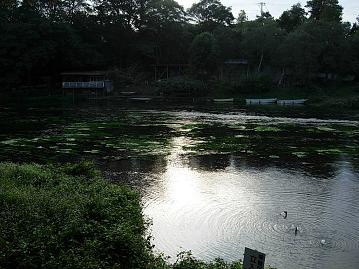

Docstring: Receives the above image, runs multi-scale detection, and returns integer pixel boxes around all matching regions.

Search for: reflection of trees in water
[232,152,339,179]
[104,156,168,186]
[184,151,340,179]
[351,158,359,175]
[187,154,231,171]
[106,157,167,173]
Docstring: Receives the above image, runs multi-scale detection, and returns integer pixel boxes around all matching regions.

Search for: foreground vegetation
[0,162,155,268]
[0,162,255,269]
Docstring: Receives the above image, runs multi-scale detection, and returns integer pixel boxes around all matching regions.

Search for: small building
[61,71,113,97]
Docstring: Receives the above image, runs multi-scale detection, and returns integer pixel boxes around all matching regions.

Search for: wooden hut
[61,71,113,98]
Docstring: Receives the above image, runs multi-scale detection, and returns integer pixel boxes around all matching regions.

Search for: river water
[1,104,359,268]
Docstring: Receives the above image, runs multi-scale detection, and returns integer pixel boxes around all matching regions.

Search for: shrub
[173,252,243,269]
[236,75,274,94]
[0,162,153,269]
[155,77,206,97]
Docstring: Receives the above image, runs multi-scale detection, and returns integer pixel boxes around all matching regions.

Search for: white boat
[120,91,136,95]
[277,99,307,105]
[130,97,152,101]
[213,98,234,102]
[245,98,277,105]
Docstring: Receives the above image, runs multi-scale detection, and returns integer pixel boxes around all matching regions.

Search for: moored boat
[245,98,277,105]
[130,97,152,101]
[213,98,234,102]
[277,99,308,105]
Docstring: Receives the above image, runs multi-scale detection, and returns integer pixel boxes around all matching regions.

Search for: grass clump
[172,252,243,269]
[0,162,153,269]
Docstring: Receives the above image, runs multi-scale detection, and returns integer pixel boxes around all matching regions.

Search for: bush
[0,162,153,269]
[236,75,274,94]
[155,77,206,97]
[210,81,236,97]
[107,66,148,89]
[173,252,243,269]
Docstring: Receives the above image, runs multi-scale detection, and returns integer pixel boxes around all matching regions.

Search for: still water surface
[1,105,359,268]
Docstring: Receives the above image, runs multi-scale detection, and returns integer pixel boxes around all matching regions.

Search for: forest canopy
[0,0,358,90]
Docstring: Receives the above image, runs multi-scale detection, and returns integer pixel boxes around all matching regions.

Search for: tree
[0,4,103,90]
[278,3,306,32]
[277,30,321,84]
[236,10,247,24]
[301,21,350,78]
[306,0,343,22]
[190,32,220,78]
[256,11,273,23]
[188,0,234,26]
[241,22,284,72]
[213,25,241,61]
[94,0,151,29]
[350,23,358,35]
[62,0,91,23]
[135,0,189,64]
[0,0,18,24]
[349,32,359,79]
[144,0,186,27]
[0,0,18,10]
[139,0,191,64]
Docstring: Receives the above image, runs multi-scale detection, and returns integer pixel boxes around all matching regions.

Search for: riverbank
[2,83,359,122]
[211,83,359,107]
[2,82,359,104]
[0,162,257,269]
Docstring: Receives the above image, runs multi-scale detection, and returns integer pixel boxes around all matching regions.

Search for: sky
[177,0,359,23]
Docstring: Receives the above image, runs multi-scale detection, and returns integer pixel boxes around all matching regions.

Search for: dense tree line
[0,0,358,90]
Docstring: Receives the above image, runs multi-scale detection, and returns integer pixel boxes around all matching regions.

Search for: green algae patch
[316,126,337,132]
[83,149,100,154]
[183,135,251,154]
[1,139,22,145]
[0,118,174,162]
[292,152,308,158]
[316,148,343,155]
[254,126,281,132]
[180,123,198,130]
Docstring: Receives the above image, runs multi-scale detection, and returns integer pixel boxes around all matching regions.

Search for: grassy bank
[0,162,254,269]
[0,161,155,268]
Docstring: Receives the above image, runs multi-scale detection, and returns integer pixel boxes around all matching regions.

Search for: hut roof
[60,71,106,76]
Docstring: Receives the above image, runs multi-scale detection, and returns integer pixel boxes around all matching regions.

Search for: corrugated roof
[60,71,106,76]
[224,59,248,64]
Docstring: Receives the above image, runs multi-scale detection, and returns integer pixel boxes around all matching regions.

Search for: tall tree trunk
[278,67,285,86]
[257,48,264,73]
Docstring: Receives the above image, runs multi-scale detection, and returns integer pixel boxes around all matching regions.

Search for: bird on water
[281,211,288,219]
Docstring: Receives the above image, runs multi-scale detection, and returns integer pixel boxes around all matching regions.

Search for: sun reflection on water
[165,166,202,205]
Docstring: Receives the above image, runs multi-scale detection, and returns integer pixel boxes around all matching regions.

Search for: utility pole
[258,2,266,16]
[257,1,266,72]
